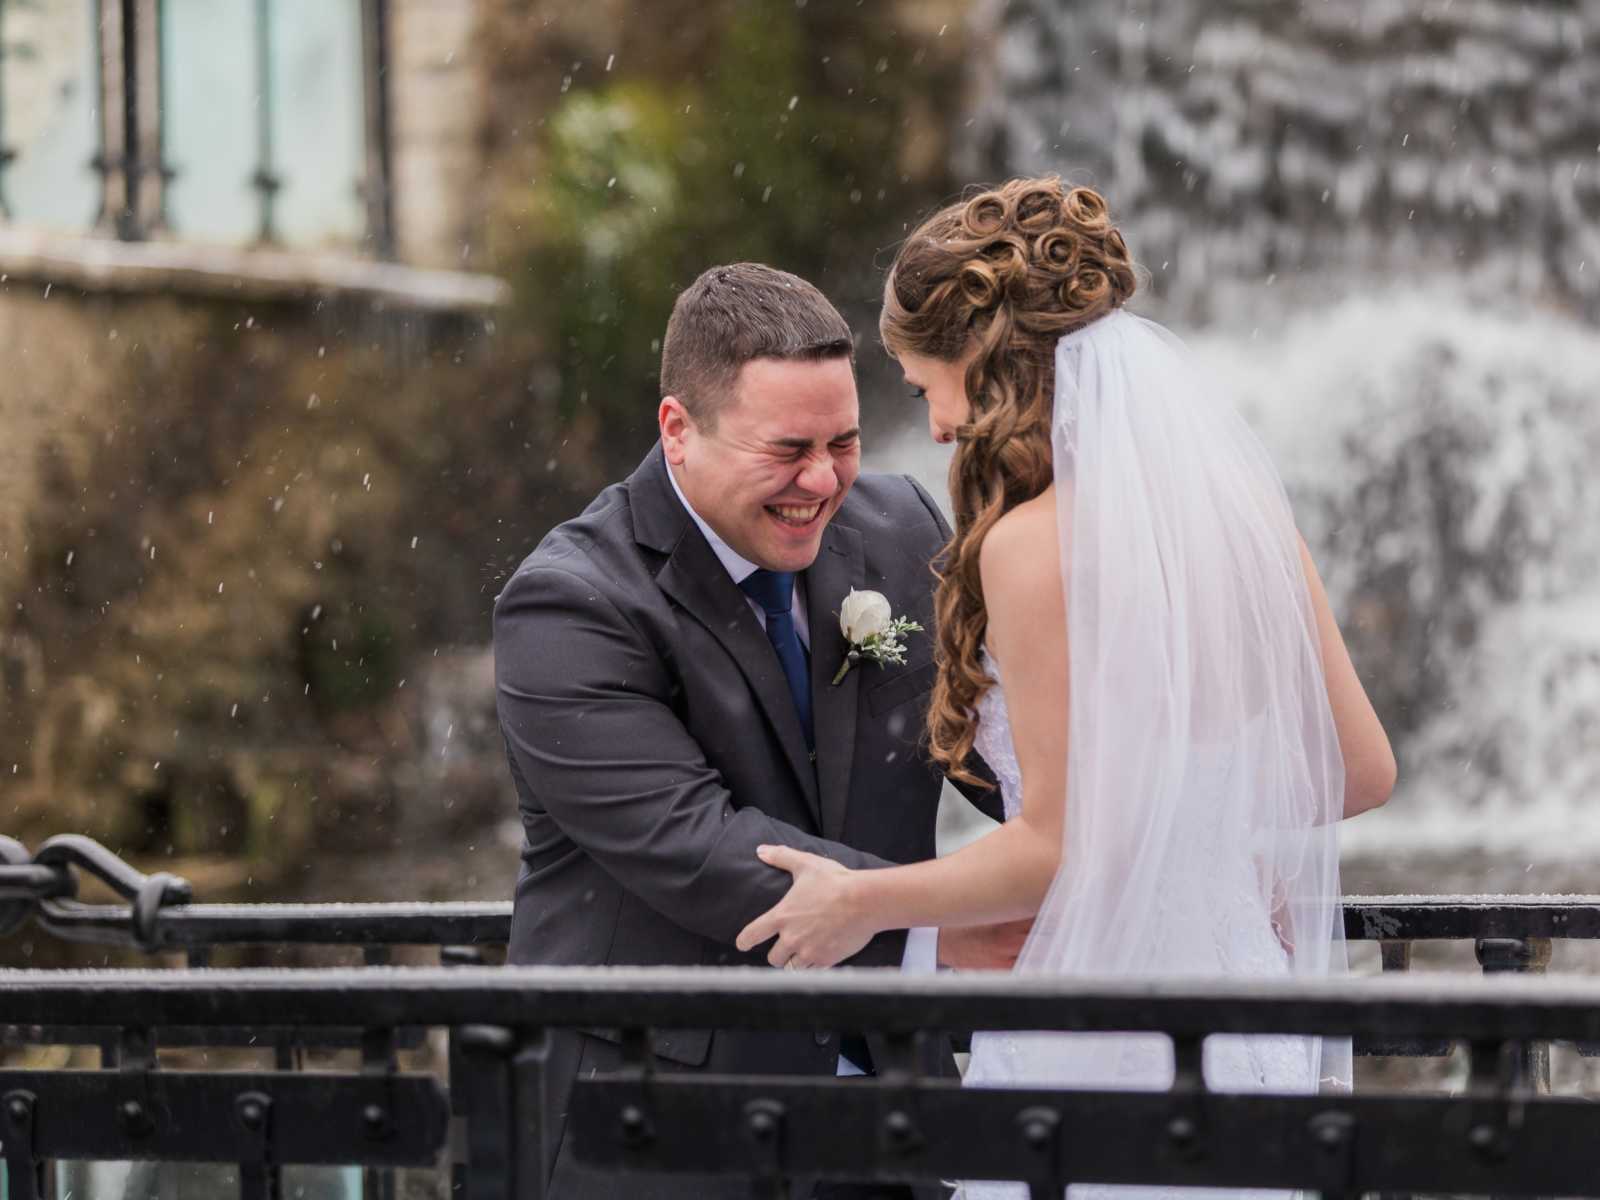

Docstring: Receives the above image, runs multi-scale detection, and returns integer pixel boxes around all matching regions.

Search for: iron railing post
[0,1089,45,1200]
[1476,937,1553,1092]
[235,1089,279,1200]
[511,1030,553,1200]
[361,1027,398,1200]
[453,1025,515,1200]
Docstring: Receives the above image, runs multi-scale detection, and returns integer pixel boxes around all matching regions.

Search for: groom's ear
[659,396,693,464]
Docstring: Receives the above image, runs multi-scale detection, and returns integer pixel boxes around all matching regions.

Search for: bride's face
[896,349,974,444]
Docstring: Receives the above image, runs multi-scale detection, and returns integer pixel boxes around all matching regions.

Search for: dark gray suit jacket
[494,446,1001,1196]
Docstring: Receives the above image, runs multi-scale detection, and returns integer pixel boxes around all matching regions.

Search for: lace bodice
[973,657,1023,821]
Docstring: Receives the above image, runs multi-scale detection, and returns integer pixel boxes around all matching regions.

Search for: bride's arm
[736,497,1068,966]
[1297,535,1397,818]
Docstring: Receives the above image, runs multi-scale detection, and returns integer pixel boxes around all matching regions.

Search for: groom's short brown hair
[660,263,855,429]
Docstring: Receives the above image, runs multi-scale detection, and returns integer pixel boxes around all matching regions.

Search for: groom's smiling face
[661,355,861,573]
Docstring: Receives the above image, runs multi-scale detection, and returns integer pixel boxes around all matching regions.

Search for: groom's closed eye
[769,434,860,460]
[776,445,840,464]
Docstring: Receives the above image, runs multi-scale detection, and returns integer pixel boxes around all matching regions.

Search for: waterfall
[1196,292,1600,865]
[870,0,1600,878]
[958,0,1600,322]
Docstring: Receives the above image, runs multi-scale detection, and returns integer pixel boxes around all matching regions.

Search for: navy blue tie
[739,569,814,752]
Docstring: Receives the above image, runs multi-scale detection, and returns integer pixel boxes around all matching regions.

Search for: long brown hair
[880,178,1137,784]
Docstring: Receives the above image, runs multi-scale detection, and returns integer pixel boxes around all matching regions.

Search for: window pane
[269,0,365,249]
[161,0,258,244]
[1,0,101,231]
[162,0,367,250]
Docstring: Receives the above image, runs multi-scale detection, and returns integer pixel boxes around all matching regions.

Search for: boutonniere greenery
[831,588,923,686]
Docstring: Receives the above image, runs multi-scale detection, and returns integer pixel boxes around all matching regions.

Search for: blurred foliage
[0,293,567,883]
[483,0,968,454]
[0,0,971,902]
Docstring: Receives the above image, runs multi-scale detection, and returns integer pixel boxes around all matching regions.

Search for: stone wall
[0,286,486,852]
[390,0,490,269]
[0,293,104,605]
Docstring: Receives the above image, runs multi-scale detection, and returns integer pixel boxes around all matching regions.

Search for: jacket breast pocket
[867,660,937,718]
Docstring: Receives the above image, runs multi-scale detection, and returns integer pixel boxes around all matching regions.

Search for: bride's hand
[735,845,877,969]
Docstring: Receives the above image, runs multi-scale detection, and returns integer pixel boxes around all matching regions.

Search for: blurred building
[0,0,508,566]
[0,0,504,281]
[0,0,512,881]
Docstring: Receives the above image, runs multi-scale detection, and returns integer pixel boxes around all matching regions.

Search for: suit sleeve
[494,563,909,966]
[902,475,1009,825]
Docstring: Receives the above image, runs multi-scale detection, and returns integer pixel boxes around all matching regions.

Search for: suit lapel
[803,521,865,843]
[633,449,822,826]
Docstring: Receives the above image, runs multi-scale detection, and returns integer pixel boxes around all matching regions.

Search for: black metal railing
[5,835,1600,1198]
[5,967,1600,1199]
[5,832,1594,961]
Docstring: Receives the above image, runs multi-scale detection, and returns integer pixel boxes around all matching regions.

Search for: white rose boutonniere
[831,588,924,685]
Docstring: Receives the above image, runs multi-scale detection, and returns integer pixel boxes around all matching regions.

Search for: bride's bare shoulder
[978,486,1063,607]
[979,487,1066,684]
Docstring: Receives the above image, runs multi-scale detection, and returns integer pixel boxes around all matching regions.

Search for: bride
[735,177,1397,1197]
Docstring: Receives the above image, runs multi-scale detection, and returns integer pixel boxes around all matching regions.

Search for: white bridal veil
[964,310,1350,1171]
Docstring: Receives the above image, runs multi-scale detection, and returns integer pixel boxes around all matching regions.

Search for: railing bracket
[1,1088,44,1200]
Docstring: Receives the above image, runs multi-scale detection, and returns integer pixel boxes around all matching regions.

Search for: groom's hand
[936,918,1032,970]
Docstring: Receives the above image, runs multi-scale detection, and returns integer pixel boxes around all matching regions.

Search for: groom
[494,263,1011,1198]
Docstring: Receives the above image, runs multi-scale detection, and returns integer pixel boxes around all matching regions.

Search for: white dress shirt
[665,466,940,1072]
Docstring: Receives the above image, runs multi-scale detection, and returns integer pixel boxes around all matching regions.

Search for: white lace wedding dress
[953,658,1320,1200]
[934,310,1345,1198]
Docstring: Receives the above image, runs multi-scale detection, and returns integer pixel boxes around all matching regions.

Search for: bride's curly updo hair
[880,176,1137,785]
